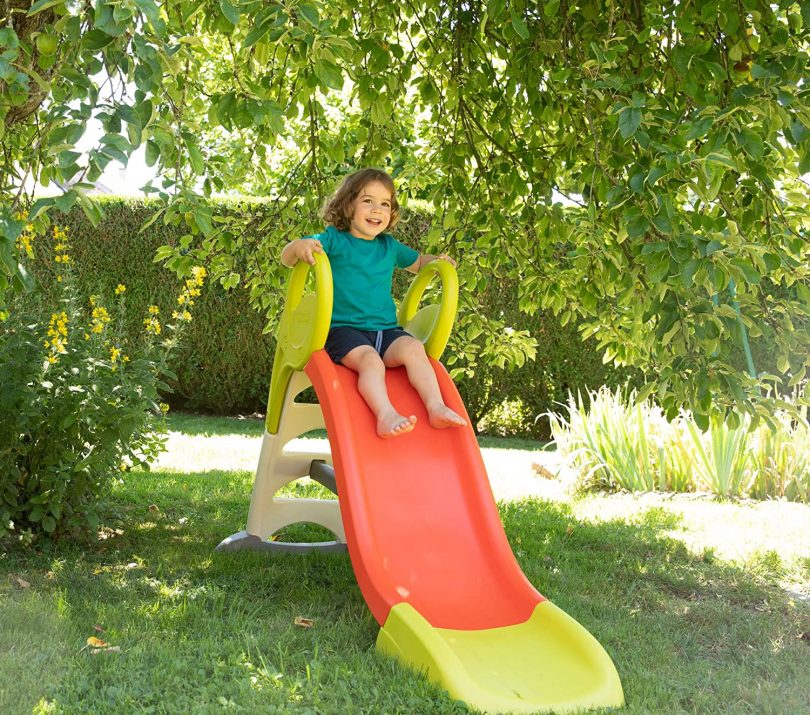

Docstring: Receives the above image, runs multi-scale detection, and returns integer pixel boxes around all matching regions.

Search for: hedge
[29,196,641,438]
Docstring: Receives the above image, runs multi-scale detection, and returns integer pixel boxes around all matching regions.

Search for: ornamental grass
[550,386,810,502]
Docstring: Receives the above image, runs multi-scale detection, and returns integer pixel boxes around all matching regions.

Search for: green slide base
[377,601,624,714]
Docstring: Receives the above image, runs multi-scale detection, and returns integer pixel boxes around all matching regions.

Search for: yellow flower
[159,403,170,414]
[182,310,192,321]
[192,265,207,284]
[115,284,127,295]
[143,316,161,335]
[91,305,111,334]
[45,312,69,354]
[110,345,121,363]
[52,226,70,267]
[16,225,35,258]
[0,310,9,322]
[147,305,160,315]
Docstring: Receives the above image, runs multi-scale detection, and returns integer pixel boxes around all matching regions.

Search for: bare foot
[428,405,467,429]
[377,411,417,438]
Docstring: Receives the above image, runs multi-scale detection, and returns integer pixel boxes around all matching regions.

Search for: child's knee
[398,336,428,364]
[350,347,385,372]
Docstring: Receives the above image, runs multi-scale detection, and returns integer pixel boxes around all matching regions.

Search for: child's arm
[281,238,323,267]
[405,253,457,274]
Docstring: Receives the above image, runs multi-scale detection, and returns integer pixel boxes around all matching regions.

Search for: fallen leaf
[93,624,105,633]
[531,463,557,480]
[90,646,121,655]
[565,525,575,536]
[148,504,160,513]
[13,575,30,589]
[87,636,109,648]
[294,616,314,628]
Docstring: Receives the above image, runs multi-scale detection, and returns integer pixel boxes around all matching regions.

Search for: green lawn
[1,416,808,714]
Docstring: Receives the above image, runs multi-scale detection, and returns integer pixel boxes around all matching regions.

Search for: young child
[281,168,467,439]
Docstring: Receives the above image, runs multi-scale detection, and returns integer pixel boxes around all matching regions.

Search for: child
[281,168,467,439]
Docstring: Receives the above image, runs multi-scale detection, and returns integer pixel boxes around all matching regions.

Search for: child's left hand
[435,254,457,267]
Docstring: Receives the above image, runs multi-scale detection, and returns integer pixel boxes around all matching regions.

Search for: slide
[305,349,624,714]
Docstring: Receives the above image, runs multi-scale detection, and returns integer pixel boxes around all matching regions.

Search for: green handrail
[265,252,333,433]
[265,254,460,434]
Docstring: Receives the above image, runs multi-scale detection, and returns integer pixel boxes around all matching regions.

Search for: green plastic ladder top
[266,255,459,434]
[398,258,458,361]
[266,253,333,434]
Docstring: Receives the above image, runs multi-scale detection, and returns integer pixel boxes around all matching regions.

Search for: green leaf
[313,60,344,90]
[736,129,764,159]
[299,4,320,27]
[750,63,779,79]
[731,258,761,285]
[27,0,65,16]
[243,21,271,48]
[685,116,713,141]
[41,515,57,532]
[184,137,205,175]
[15,262,35,292]
[511,10,530,38]
[703,151,737,170]
[618,108,642,139]
[145,139,160,167]
[82,29,116,50]
[626,213,650,238]
[681,259,701,287]
[647,166,667,186]
[219,0,240,25]
[0,27,19,51]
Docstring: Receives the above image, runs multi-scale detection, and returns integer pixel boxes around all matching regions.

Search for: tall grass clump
[747,409,810,502]
[550,386,809,502]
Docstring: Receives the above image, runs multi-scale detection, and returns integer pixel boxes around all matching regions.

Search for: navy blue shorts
[325,326,412,364]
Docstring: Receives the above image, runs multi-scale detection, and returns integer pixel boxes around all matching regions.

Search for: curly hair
[321,168,401,232]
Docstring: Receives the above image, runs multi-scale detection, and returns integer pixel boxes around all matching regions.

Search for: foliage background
[25,196,790,438]
[3,0,809,430]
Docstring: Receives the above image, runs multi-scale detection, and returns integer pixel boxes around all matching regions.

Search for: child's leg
[340,345,416,438]
[383,336,467,429]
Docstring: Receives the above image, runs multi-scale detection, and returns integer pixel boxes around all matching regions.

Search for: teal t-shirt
[309,226,419,330]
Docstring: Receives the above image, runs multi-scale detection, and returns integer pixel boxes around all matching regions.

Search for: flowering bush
[0,221,206,542]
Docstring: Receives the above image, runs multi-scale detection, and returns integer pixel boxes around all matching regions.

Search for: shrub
[0,222,205,542]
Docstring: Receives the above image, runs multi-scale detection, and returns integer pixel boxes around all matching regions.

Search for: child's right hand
[291,238,323,265]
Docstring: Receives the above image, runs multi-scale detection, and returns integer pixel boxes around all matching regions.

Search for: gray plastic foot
[215,530,347,554]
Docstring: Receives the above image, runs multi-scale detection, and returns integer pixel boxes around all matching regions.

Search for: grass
[165,411,547,451]
[1,418,808,714]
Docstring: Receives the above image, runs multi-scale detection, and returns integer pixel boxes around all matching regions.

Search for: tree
[2,0,809,426]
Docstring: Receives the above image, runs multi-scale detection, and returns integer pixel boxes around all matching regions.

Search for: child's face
[348,181,393,240]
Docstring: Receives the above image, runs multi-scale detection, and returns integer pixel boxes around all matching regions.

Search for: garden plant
[0,217,207,542]
[550,385,810,502]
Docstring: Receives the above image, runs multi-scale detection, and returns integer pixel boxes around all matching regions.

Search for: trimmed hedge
[30,196,637,438]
